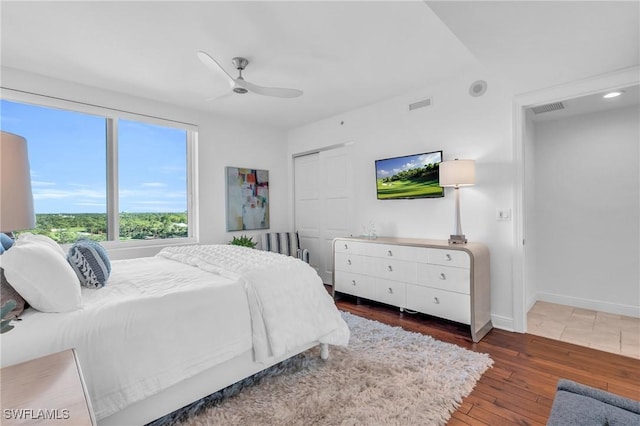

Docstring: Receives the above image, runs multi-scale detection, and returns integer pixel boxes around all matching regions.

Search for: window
[118,119,188,241]
[0,97,195,246]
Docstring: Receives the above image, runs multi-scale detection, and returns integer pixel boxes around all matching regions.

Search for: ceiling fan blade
[205,89,233,102]
[236,79,303,98]
[197,50,235,87]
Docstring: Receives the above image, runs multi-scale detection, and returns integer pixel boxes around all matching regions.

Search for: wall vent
[409,98,432,111]
[531,102,565,114]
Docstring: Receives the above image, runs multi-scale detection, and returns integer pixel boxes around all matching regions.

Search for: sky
[375,151,442,179]
[1,99,187,214]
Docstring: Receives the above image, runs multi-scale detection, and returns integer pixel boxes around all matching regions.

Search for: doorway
[512,68,639,334]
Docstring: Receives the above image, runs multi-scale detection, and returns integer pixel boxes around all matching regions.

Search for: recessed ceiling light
[603,91,624,99]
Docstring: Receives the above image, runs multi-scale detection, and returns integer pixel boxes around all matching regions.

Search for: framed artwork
[226,166,270,231]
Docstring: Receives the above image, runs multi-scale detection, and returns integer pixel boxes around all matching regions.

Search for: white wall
[530,105,639,317]
[287,66,518,329]
[197,117,289,247]
[1,67,289,258]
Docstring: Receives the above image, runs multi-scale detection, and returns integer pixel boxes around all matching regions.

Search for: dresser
[333,236,492,342]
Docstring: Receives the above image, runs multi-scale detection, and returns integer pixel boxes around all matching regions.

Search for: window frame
[1,89,199,250]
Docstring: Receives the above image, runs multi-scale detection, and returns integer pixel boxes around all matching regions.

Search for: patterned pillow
[0,233,14,254]
[67,239,111,289]
[1,268,26,319]
[0,236,25,318]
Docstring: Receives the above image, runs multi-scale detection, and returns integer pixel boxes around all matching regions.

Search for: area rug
[153,311,493,426]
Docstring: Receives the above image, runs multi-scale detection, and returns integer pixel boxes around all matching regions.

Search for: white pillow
[1,239,81,313]
[16,233,67,259]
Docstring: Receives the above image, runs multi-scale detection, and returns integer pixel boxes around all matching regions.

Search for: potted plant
[229,235,257,249]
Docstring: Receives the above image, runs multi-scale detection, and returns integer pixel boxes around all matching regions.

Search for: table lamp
[1,131,35,236]
[439,159,475,244]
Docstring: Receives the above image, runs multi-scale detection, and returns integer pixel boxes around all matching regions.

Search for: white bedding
[1,256,252,420]
[1,245,350,422]
[157,245,350,362]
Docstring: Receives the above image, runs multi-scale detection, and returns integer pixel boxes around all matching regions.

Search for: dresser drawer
[374,258,417,284]
[334,252,369,274]
[375,278,406,307]
[427,248,470,269]
[369,243,417,261]
[406,284,471,325]
[417,264,470,294]
[334,271,375,300]
[334,240,368,255]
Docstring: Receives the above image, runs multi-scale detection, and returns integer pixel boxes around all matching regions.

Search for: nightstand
[1,348,96,425]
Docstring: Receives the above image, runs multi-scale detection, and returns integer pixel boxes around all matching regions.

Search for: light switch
[496,209,511,221]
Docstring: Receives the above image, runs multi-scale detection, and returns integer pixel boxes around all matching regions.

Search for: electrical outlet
[496,209,511,221]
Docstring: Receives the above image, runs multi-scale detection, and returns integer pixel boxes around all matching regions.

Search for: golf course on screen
[375,153,443,199]
[376,176,442,199]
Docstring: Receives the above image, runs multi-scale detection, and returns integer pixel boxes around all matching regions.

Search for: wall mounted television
[375,150,444,199]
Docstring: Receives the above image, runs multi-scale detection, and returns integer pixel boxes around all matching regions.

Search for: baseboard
[525,295,537,314]
[536,292,640,318]
[490,314,515,332]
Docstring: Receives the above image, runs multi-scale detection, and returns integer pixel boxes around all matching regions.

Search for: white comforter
[157,245,350,362]
[1,256,253,420]
[1,245,349,421]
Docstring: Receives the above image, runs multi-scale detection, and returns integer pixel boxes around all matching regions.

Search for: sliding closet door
[294,152,322,278]
[294,145,353,284]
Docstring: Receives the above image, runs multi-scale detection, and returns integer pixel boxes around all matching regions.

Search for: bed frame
[99,342,329,425]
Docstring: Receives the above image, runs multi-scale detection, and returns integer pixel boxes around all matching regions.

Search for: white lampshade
[1,131,35,233]
[439,159,476,188]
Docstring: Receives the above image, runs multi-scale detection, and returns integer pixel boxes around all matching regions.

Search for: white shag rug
[177,311,493,426]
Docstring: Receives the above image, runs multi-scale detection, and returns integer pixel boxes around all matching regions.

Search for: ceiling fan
[197,51,303,99]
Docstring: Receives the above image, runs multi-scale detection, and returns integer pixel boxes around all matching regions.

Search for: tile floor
[527,301,640,359]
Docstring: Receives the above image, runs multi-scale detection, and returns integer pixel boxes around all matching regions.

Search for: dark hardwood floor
[331,291,640,426]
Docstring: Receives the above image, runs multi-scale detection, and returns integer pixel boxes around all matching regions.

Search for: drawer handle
[351,280,356,286]
[387,287,393,294]
[439,273,446,280]
[388,265,393,272]
[344,244,349,250]
[387,250,393,257]
[433,297,440,304]
[347,259,352,265]
[445,254,452,261]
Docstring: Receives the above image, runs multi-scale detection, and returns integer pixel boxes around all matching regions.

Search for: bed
[0,241,350,425]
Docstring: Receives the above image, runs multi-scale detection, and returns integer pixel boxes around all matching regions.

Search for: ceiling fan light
[233,86,248,94]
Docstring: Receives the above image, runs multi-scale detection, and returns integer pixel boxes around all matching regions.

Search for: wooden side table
[1,349,96,425]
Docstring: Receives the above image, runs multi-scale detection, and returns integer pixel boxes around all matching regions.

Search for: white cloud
[31,180,57,187]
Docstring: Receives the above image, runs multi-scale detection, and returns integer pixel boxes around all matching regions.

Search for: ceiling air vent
[531,102,565,114]
[409,98,432,111]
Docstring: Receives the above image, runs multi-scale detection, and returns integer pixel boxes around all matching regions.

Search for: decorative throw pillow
[0,233,14,254]
[67,239,111,289]
[1,239,82,313]
[0,267,26,319]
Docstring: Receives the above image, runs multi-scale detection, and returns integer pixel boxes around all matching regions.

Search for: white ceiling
[1,1,638,130]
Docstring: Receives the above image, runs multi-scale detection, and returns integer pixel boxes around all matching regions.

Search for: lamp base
[448,234,467,244]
